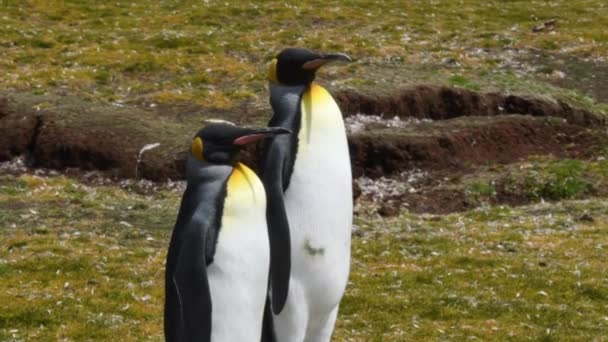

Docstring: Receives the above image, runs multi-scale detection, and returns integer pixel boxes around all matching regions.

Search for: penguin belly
[207,163,270,341]
[283,84,353,325]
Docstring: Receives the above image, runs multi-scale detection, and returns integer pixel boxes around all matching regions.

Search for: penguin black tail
[261,295,277,342]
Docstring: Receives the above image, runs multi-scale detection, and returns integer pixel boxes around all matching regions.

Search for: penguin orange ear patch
[191,137,205,161]
[268,58,279,83]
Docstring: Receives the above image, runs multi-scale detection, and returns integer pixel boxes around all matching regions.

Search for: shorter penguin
[164,122,290,342]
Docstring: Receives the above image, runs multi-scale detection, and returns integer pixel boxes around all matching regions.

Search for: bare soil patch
[1,86,605,213]
[348,114,597,179]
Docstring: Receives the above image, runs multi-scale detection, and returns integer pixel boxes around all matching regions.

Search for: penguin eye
[267,58,278,83]
[191,137,205,161]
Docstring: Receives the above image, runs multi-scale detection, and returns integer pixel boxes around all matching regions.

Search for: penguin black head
[191,122,291,165]
[268,48,352,86]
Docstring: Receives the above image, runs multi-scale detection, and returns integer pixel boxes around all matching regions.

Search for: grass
[459,157,608,209]
[1,1,607,111]
[342,202,608,340]
[1,172,608,340]
[447,74,481,91]
[522,159,594,201]
[466,180,497,204]
[501,158,605,201]
[2,1,608,340]
[0,175,176,341]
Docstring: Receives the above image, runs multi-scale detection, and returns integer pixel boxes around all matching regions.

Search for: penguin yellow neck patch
[222,162,265,227]
[191,137,204,161]
[267,58,278,83]
[228,163,258,200]
[220,162,265,233]
[299,83,345,146]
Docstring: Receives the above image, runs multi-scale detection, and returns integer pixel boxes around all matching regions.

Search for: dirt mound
[31,124,187,181]
[348,115,597,178]
[0,93,189,181]
[0,98,41,161]
[334,85,604,127]
[0,86,604,186]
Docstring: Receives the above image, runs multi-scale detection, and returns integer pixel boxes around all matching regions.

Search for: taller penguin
[261,48,353,342]
[164,122,289,342]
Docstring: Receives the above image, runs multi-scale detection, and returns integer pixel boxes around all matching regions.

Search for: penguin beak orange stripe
[233,127,291,146]
[302,53,352,70]
[233,134,267,146]
[302,59,330,70]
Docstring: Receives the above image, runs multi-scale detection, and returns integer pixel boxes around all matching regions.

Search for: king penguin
[261,48,353,342]
[164,122,290,342]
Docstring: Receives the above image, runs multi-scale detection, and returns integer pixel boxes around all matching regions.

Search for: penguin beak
[302,52,352,71]
[233,127,291,146]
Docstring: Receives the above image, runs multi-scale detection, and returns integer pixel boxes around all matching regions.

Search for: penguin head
[268,48,352,86]
[190,122,290,165]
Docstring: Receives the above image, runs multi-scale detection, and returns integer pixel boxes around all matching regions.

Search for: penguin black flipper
[261,141,292,315]
[174,226,212,342]
[165,201,215,342]
[260,294,277,342]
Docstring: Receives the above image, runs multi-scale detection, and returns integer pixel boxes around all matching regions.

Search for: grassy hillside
[1,0,607,111]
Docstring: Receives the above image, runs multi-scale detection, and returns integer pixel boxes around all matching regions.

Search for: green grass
[466,180,497,205]
[1,173,608,340]
[459,157,608,208]
[1,1,607,111]
[525,159,593,201]
[506,158,602,202]
[447,74,481,91]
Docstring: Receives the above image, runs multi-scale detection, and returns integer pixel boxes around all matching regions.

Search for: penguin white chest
[284,84,352,306]
[206,163,269,341]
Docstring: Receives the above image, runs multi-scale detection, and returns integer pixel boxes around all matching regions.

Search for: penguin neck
[269,83,309,130]
[177,158,234,240]
[269,83,308,93]
[185,156,234,184]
